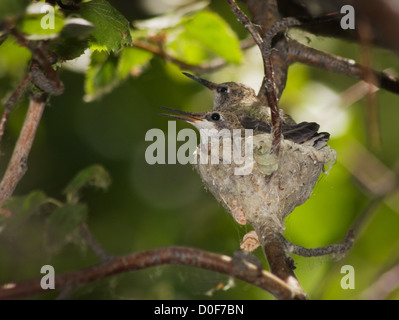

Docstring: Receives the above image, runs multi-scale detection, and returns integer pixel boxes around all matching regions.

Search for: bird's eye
[217,86,229,93]
[211,113,221,121]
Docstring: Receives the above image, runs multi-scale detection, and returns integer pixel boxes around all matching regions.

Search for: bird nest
[193,133,337,233]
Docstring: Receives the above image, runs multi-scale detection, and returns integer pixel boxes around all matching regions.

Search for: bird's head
[158,106,243,132]
[182,72,260,110]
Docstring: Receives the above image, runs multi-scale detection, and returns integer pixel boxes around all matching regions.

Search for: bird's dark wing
[281,122,319,144]
[311,132,330,150]
[282,122,330,148]
[239,117,330,148]
[239,117,272,133]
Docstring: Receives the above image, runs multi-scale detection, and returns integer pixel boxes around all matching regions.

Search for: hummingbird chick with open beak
[158,106,243,132]
[158,106,329,149]
[182,72,296,125]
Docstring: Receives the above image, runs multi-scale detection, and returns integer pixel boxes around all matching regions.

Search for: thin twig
[0,246,304,300]
[0,95,47,206]
[226,2,303,156]
[286,230,354,257]
[9,29,64,96]
[261,18,301,155]
[226,0,263,47]
[79,223,113,263]
[133,38,255,74]
[0,73,31,145]
[133,40,197,70]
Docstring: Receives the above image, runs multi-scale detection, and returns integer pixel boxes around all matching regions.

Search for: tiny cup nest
[194,133,337,237]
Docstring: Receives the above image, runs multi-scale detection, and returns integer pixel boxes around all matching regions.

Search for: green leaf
[64,164,111,203]
[45,203,88,252]
[0,37,31,78]
[60,17,94,39]
[49,37,89,61]
[182,11,242,63]
[117,46,153,78]
[49,17,94,60]
[84,51,119,101]
[166,30,208,65]
[133,0,209,30]
[79,0,132,52]
[1,190,49,235]
[0,0,29,20]
[19,3,65,40]
[84,47,152,101]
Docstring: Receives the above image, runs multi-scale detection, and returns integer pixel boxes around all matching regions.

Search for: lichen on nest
[193,133,337,233]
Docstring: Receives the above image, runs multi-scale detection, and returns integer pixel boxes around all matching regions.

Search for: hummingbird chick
[182,72,296,125]
[158,106,244,132]
[182,72,260,111]
[158,106,329,149]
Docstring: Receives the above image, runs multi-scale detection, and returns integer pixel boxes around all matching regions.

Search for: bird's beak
[158,106,204,123]
[182,72,218,90]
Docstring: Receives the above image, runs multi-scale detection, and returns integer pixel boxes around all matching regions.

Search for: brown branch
[241,0,289,104]
[133,38,255,74]
[286,230,354,257]
[133,40,198,70]
[0,246,304,300]
[0,73,31,145]
[254,225,307,299]
[242,0,280,34]
[226,0,285,155]
[0,94,47,206]
[226,0,263,47]
[9,29,64,96]
[0,27,65,148]
[262,18,301,155]
[287,39,399,95]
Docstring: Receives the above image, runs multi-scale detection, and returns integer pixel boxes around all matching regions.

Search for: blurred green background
[1,0,399,300]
